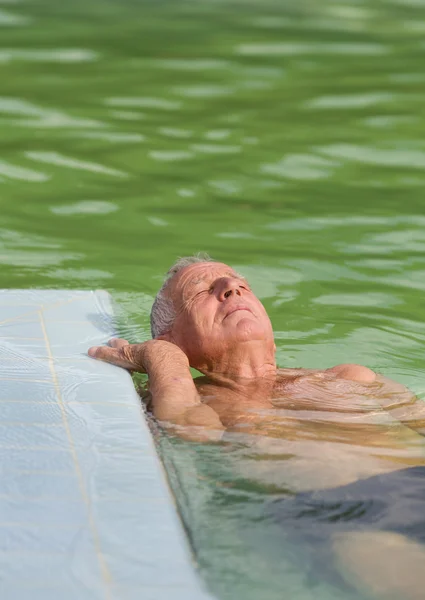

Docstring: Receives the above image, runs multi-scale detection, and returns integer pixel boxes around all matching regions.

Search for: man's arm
[88,338,224,431]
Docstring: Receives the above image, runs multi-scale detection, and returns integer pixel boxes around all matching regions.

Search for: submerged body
[89,257,425,599]
[195,369,425,600]
[195,368,425,490]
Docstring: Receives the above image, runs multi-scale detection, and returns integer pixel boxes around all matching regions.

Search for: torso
[195,368,425,491]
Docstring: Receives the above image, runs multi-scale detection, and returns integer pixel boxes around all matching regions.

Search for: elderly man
[89,254,425,599]
[88,254,423,435]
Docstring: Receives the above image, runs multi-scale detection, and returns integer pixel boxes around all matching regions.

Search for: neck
[197,340,277,385]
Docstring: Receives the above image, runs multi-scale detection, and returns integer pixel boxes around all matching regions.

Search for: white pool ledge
[0,289,214,600]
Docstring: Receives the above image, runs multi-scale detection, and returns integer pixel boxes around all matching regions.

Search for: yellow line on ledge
[38,308,113,600]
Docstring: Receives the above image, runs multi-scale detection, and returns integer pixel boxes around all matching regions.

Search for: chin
[233,317,270,342]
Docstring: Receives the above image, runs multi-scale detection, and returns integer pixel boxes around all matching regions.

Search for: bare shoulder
[326,363,377,383]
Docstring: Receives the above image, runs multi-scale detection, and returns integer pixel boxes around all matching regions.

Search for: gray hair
[150,252,214,338]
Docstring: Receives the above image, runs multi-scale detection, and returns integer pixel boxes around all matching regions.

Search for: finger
[108,338,129,350]
[87,345,134,370]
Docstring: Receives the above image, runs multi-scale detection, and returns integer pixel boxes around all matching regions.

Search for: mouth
[224,306,253,320]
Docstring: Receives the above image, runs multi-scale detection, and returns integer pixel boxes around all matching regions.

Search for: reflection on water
[26,151,128,178]
[236,42,389,55]
[304,92,395,109]
[1,0,425,598]
[0,48,97,62]
[50,201,119,216]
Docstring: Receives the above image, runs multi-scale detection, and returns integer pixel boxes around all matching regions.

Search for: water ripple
[159,127,193,139]
[146,217,169,227]
[50,201,118,216]
[379,271,425,291]
[216,232,256,239]
[209,180,242,195]
[0,229,59,249]
[344,229,425,256]
[388,72,425,83]
[0,250,81,267]
[191,144,240,155]
[0,8,28,26]
[237,65,284,79]
[313,293,401,308]
[45,268,113,281]
[254,11,371,33]
[149,150,193,161]
[284,259,367,283]
[177,188,195,197]
[172,85,233,98]
[154,58,230,71]
[316,144,425,168]
[109,110,145,121]
[0,229,81,267]
[233,265,302,298]
[236,42,388,56]
[392,0,425,6]
[105,97,181,110]
[25,152,127,177]
[253,17,295,29]
[0,97,105,129]
[72,131,145,143]
[266,215,425,231]
[305,92,394,110]
[403,20,425,32]
[239,80,274,91]
[205,130,230,141]
[0,49,97,62]
[0,160,49,182]
[261,154,337,180]
[363,116,415,128]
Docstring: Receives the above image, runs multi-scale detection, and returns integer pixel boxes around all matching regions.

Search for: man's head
[150,254,275,373]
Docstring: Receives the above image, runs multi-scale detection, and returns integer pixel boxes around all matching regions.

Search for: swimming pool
[1,0,425,598]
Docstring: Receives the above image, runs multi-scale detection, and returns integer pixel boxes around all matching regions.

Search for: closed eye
[194,288,211,297]
[191,278,251,298]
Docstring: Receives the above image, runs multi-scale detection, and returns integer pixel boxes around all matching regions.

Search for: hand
[88,338,137,370]
[88,338,189,373]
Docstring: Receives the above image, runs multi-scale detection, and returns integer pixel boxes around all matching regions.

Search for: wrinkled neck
[196,340,277,386]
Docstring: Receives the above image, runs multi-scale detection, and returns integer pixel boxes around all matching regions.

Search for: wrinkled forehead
[168,262,240,296]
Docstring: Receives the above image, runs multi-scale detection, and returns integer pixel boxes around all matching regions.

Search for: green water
[2,0,425,598]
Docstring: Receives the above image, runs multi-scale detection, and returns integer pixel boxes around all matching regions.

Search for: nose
[216,277,242,301]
